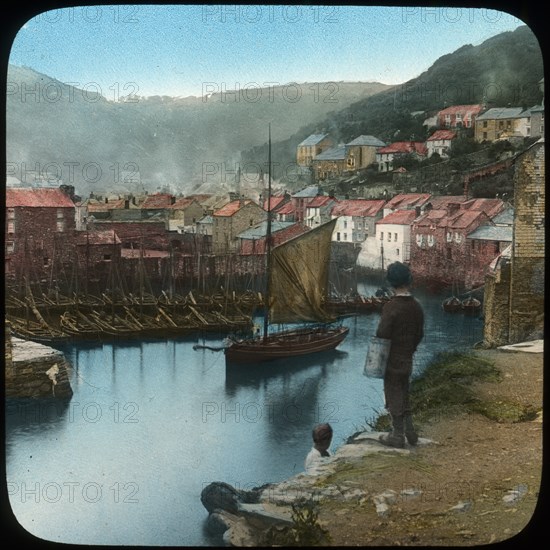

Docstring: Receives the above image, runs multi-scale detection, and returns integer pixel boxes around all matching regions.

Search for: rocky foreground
[201,344,543,546]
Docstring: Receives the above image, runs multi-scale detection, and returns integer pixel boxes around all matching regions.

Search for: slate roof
[292,186,322,198]
[6,188,75,208]
[346,135,386,147]
[476,107,529,120]
[238,221,296,240]
[298,134,329,146]
[313,146,347,161]
[492,207,514,225]
[467,225,513,242]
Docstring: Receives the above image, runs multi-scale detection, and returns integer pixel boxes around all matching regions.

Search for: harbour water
[5,283,483,546]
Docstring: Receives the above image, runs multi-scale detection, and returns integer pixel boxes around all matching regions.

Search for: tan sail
[269,219,337,324]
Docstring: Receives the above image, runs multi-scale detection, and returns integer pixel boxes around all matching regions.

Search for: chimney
[171,196,176,205]
[132,196,137,205]
[124,199,130,209]
[105,197,108,204]
[415,206,421,217]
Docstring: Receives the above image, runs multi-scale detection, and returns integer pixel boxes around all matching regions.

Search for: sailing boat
[224,126,349,363]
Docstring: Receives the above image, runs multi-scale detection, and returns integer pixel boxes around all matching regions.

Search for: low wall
[5,333,73,398]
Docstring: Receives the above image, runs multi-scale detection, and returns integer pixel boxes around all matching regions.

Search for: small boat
[225,126,348,363]
[442,296,463,313]
[461,296,482,315]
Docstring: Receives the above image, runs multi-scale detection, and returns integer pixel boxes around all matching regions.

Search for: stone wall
[5,332,73,398]
[508,141,545,343]
[482,262,511,347]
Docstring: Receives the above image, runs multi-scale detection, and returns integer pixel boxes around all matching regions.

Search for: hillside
[6,65,389,196]
[242,25,544,180]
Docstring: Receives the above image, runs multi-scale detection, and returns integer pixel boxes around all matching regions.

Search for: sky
[7,4,529,99]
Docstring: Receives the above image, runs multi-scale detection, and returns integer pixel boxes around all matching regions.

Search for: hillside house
[383,193,431,217]
[331,199,385,244]
[437,104,484,129]
[311,146,348,180]
[345,135,386,170]
[237,221,307,255]
[426,129,457,158]
[274,201,296,222]
[376,142,428,172]
[5,187,76,277]
[474,107,531,142]
[290,185,323,223]
[529,105,545,139]
[167,197,205,233]
[409,198,504,288]
[305,195,337,228]
[212,199,266,254]
[296,134,334,167]
[140,193,175,221]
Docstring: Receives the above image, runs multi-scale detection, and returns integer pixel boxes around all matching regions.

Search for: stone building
[296,133,334,167]
[483,139,545,346]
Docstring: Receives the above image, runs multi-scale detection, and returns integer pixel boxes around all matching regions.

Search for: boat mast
[263,123,272,343]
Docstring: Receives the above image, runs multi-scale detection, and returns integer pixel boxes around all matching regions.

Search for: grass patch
[470,400,540,423]
[410,351,501,423]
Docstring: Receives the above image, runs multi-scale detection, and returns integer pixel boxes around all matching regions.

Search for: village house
[290,185,323,224]
[311,146,348,181]
[409,198,504,289]
[345,135,386,170]
[5,187,76,278]
[305,195,338,228]
[382,193,431,217]
[74,228,122,269]
[139,193,176,221]
[437,104,484,129]
[330,199,385,244]
[273,201,295,222]
[237,220,307,255]
[528,104,545,139]
[212,199,266,255]
[375,210,418,267]
[474,107,531,142]
[167,197,205,233]
[200,193,233,216]
[262,193,291,216]
[376,142,428,172]
[426,129,457,158]
[296,134,334,167]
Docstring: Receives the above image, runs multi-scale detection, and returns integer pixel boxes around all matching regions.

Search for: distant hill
[242,25,544,181]
[6,65,390,195]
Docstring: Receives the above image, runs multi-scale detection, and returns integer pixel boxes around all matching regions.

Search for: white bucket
[363,337,391,378]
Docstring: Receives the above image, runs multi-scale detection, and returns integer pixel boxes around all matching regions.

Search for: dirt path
[316,348,543,546]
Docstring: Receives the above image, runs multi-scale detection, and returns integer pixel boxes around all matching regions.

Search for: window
[483,132,487,140]
[483,121,488,128]
[343,220,347,229]
[56,219,66,232]
[427,235,435,247]
[6,241,14,254]
[394,233,398,241]
[446,231,452,242]
[380,232,384,241]
[103,254,112,261]
[454,232,462,243]
[7,208,15,220]
[7,221,15,233]
[337,232,341,241]
[416,234,423,247]
[43,257,50,267]
[396,248,400,256]
[343,233,347,241]
[387,232,391,242]
[56,208,64,219]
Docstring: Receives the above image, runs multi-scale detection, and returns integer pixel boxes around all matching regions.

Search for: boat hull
[224,326,349,363]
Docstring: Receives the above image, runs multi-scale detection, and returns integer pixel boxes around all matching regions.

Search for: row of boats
[5,285,389,344]
[441,295,482,314]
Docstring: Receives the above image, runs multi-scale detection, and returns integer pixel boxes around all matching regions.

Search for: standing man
[376,262,424,448]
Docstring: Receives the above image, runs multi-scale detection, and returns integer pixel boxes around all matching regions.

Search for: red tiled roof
[306,196,335,208]
[331,199,385,217]
[168,197,196,209]
[263,195,287,211]
[6,188,75,208]
[377,210,417,225]
[277,203,295,215]
[427,130,457,141]
[214,199,254,217]
[141,194,174,209]
[448,210,486,229]
[413,209,449,227]
[385,193,431,210]
[461,198,504,219]
[437,104,484,116]
[377,141,428,155]
[426,196,466,209]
